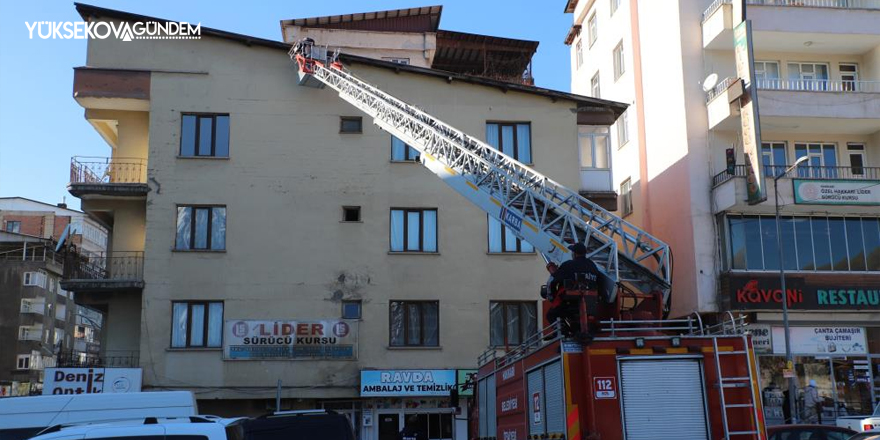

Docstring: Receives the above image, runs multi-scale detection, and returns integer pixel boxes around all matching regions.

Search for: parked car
[0,391,197,440]
[847,430,880,440]
[27,410,355,440]
[837,404,880,432]
[767,424,856,440]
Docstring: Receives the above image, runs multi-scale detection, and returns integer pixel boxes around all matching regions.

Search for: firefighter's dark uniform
[545,243,602,334]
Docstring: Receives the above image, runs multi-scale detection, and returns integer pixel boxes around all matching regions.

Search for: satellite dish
[55,224,71,252]
[702,73,719,92]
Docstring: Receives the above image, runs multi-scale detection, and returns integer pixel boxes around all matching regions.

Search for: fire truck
[290,40,766,440]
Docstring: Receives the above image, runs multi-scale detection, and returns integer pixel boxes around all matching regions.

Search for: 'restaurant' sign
[223,319,357,360]
[793,179,880,206]
[726,274,879,311]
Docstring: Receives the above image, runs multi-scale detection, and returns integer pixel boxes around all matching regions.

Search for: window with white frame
[587,13,598,47]
[794,143,837,178]
[488,216,534,253]
[591,72,600,98]
[847,143,865,176]
[754,61,779,88]
[391,135,420,162]
[171,301,223,348]
[23,271,47,288]
[390,209,438,253]
[840,63,858,91]
[620,178,633,216]
[578,126,610,169]
[613,41,625,80]
[575,39,583,69]
[761,142,787,177]
[616,110,629,148]
[610,0,621,15]
[16,355,30,370]
[787,62,829,91]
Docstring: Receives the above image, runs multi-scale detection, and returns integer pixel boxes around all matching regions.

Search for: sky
[0,0,574,211]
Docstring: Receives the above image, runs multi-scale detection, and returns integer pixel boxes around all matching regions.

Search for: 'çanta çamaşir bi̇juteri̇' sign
[223,319,357,360]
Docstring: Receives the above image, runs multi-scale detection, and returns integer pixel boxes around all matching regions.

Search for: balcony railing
[64,251,144,282]
[706,76,737,102]
[56,350,139,368]
[756,78,880,93]
[713,164,880,186]
[703,0,733,21]
[20,301,45,315]
[70,156,147,185]
[18,327,43,341]
[747,0,880,9]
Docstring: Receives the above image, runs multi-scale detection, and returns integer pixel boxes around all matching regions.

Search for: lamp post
[775,154,809,424]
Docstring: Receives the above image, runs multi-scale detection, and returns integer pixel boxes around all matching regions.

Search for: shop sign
[727,275,879,311]
[793,179,880,206]
[747,324,773,354]
[360,370,456,397]
[223,319,357,360]
[42,367,142,395]
[734,20,767,205]
[771,326,867,355]
[457,369,477,397]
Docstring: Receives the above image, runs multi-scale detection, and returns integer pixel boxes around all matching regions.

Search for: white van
[0,391,197,440]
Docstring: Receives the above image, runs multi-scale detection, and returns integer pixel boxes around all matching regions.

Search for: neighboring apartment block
[566,0,879,423]
[62,4,624,438]
[0,197,108,258]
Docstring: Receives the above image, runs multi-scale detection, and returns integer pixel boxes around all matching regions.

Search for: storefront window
[794,356,833,423]
[831,358,873,416]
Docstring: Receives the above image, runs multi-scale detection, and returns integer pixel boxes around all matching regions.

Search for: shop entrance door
[832,358,874,417]
[378,414,400,440]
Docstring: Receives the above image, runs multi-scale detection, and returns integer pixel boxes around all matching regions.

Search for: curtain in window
[211,207,226,250]
[172,303,188,347]
[190,303,205,346]
[407,211,421,251]
[194,208,209,249]
[489,302,504,346]
[423,210,437,252]
[501,125,515,157]
[176,207,191,250]
[407,303,421,345]
[486,124,499,149]
[488,217,503,253]
[521,303,537,340]
[390,302,404,346]
[504,227,519,252]
[516,124,531,164]
[423,303,439,346]
[506,305,521,345]
[208,302,223,347]
[391,210,404,252]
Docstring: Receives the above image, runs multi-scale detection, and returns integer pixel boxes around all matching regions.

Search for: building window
[590,72,600,98]
[794,143,836,178]
[575,40,583,69]
[489,301,537,347]
[342,206,361,222]
[613,41,625,80]
[488,216,534,253]
[587,13,598,48]
[340,116,363,133]
[23,271,47,288]
[5,221,20,233]
[391,135,420,162]
[171,301,223,348]
[847,143,865,176]
[727,215,880,272]
[15,355,30,370]
[616,110,629,148]
[390,301,439,347]
[390,209,437,253]
[620,178,633,216]
[840,63,858,91]
[175,206,226,251]
[610,0,621,15]
[342,300,362,319]
[761,142,787,177]
[754,61,780,88]
[382,57,410,65]
[787,62,829,91]
[486,122,532,164]
[180,114,230,157]
[578,126,610,169]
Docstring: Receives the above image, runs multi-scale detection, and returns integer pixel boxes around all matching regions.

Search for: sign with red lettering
[725,274,879,311]
[593,377,616,399]
[223,319,357,360]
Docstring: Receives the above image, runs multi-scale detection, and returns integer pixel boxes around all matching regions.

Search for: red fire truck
[472,291,767,440]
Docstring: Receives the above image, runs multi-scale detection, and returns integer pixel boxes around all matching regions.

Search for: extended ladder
[289,41,672,301]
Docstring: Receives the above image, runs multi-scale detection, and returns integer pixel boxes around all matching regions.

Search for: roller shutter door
[478,378,489,438]
[543,361,565,435]
[620,359,709,440]
[487,374,496,437]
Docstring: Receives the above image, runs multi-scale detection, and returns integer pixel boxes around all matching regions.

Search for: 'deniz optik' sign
[42,368,142,395]
[223,320,357,360]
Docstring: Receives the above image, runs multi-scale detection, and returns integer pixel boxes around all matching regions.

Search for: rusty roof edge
[281,5,443,30]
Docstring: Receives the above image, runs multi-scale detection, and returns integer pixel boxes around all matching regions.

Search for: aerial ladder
[289,41,672,309]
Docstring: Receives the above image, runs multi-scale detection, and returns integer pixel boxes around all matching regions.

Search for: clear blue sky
[0,0,573,210]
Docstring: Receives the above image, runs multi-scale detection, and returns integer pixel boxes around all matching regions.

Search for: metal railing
[478,321,562,367]
[64,251,144,281]
[713,164,880,187]
[18,327,43,341]
[706,76,737,103]
[20,300,45,315]
[70,156,147,185]
[747,0,880,9]
[703,0,733,21]
[56,350,139,368]
[0,245,64,264]
[756,78,880,93]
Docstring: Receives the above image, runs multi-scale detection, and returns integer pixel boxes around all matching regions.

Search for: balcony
[18,326,43,342]
[56,350,139,368]
[20,300,46,315]
[62,251,145,292]
[712,164,880,213]
[704,0,880,51]
[68,156,149,199]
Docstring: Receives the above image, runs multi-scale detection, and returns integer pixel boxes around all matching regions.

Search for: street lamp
[775,154,809,424]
